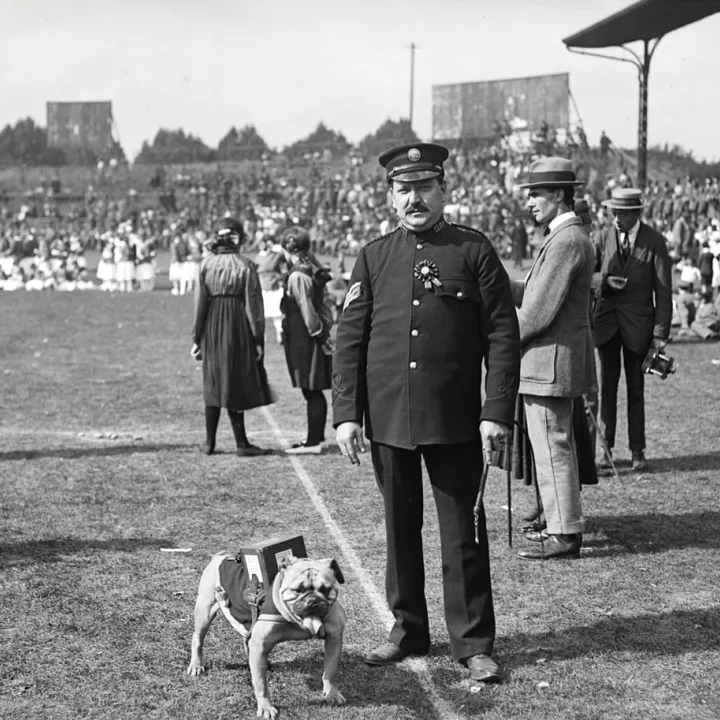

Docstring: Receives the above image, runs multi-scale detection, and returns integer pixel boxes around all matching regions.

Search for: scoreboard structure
[46,101,114,153]
[432,73,570,141]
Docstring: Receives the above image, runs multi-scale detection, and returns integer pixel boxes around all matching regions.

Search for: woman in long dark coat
[280,227,333,454]
[191,217,273,456]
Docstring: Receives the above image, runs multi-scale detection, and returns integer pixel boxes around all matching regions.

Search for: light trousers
[524,395,584,535]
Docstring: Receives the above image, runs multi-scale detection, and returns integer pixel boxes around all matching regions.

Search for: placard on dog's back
[238,535,307,588]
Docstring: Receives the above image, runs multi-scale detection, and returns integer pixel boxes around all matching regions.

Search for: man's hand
[190,343,202,361]
[480,420,510,466]
[606,275,628,291]
[336,422,365,465]
[255,344,264,363]
[651,337,667,351]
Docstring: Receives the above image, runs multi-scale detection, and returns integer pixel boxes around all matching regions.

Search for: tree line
[0,117,419,166]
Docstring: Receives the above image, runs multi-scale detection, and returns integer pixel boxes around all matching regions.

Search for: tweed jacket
[511,216,596,397]
[591,222,672,354]
[332,219,520,449]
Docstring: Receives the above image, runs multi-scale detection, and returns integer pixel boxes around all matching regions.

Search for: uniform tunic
[331,219,520,661]
[333,219,520,449]
[192,248,273,410]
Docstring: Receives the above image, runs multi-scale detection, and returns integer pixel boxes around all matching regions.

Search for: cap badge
[413,259,443,291]
[407,148,421,162]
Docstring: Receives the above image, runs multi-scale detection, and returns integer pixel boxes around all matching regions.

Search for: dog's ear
[324,558,345,584]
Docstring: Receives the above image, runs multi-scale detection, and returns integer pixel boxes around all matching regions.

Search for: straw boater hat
[518,157,583,189]
[601,188,645,210]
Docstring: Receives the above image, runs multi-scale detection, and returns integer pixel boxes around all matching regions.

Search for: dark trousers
[301,388,327,445]
[597,331,646,452]
[370,440,495,662]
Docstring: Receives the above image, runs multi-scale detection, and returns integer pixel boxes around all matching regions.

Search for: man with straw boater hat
[591,187,672,472]
[511,157,597,560]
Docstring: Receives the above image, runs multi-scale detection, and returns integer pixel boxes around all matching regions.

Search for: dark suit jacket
[332,219,520,450]
[591,222,672,355]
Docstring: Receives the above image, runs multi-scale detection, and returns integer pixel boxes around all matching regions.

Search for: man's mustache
[407,203,429,212]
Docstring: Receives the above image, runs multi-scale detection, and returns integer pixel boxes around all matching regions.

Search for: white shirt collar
[549,211,576,233]
[622,220,641,246]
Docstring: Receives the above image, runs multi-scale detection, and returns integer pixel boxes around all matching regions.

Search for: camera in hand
[641,346,676,379]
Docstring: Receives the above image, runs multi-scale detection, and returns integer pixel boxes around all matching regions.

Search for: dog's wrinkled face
[278,557,344,622]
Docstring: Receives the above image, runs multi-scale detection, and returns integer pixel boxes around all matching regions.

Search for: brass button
[412,299,420,307]
[411,329,419,337]
[416,243,423,250]
[456,291,464,298]
[409,361,418,369]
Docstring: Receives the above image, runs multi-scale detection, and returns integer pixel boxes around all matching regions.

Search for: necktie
[621,232,630,260]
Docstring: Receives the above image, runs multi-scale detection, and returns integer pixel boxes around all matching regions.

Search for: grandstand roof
[563,0,720,48]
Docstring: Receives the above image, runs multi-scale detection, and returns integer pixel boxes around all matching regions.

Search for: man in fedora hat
[591,187,672,472]
[512,157,596,561]
[333,142,520,683]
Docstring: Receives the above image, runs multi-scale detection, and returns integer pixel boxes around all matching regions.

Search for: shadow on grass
[506,606,720,668]
[220,649,492,718]
[0,537,172,567]
[585,510,720,553]
[649,451,720,473]
[0,443,194,461]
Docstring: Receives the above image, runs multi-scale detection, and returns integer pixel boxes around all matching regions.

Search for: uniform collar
[403,217,447,237]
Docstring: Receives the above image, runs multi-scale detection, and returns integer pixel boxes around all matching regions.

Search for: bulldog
[187,551,346,719]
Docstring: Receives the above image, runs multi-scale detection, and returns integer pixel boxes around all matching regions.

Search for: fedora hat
[601,188,645,210]
[519,157,583,189]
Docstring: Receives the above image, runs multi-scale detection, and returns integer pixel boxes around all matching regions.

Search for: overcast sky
[3,0,720,161]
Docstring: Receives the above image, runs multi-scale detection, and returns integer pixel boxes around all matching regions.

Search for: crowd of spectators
[2,136,720,319]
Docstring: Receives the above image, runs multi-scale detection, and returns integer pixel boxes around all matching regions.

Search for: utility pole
[409,42,416,130]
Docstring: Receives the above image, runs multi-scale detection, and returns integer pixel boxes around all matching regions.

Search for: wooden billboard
[46,101,114,152]
[432,73,569,141]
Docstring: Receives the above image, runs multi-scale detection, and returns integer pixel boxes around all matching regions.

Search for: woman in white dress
[135,234,157,291]
[114,234,135,292]
[96,237,116,291]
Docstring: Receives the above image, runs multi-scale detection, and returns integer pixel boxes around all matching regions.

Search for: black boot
[203,406,221,455]
[228,410,270,456]
[302,389,327,446]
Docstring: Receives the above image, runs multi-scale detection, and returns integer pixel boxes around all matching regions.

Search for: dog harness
[217,557,284,633]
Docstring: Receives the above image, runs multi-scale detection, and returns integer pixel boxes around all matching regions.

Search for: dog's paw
[186,662,205,677]
[256,700,278,719]
[323,687,346,705]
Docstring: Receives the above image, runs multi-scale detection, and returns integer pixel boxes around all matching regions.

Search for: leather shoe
[524,529,550,543]
[596,449,613,470]
[522,519,547,533]
[236,444,272,457]
[364,642,426,666]
[201,442,215,456]
[466,654,503,684]
[518,534,582,560]
[631,451,649,471]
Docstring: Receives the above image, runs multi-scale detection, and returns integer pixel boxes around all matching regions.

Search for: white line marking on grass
[261,407,463,720]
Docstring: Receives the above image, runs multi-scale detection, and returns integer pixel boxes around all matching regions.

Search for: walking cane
[474,437,514,548]
[582,394,620,482]
[473,464,489,545]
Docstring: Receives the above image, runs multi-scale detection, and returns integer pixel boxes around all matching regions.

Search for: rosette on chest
[413,259,443,291]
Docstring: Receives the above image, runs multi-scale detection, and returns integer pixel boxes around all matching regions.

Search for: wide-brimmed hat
[518,157,583,189]
[601,188,645,210]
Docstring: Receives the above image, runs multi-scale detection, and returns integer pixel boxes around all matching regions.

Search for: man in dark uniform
[332,143,520,684]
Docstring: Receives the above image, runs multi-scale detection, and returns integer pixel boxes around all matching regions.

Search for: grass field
[1,283,719,720]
